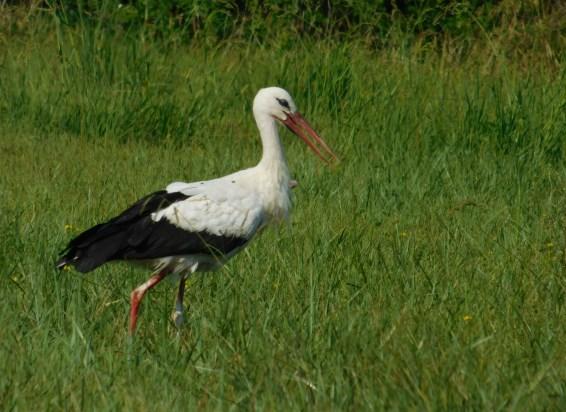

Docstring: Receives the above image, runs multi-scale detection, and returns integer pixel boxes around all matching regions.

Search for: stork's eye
[276,98,290,110]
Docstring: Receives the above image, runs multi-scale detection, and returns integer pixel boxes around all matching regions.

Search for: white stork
[56,87,338,335]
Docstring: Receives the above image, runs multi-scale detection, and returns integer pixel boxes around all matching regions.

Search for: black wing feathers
[65,191,188,250]
[120,218,247,260]
[56,190,247,273]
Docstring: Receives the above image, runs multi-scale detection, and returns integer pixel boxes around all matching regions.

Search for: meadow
[1,11,566,411]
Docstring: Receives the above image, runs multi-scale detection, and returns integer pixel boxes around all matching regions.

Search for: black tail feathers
[55,227,130,273]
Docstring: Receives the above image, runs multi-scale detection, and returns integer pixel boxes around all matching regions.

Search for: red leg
[129,270,168,335]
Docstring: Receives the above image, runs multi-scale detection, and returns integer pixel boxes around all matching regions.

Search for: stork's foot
[171,275,188,330]
[171,309,185,329]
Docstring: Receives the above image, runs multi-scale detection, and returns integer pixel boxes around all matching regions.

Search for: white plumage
[158,174,269,239]
[56,86,338,335]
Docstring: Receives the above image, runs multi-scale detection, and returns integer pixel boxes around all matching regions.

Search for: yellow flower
[463,315,472,321]
[63,265,72,272]
[546,242,554,248]
[400,231,408,238]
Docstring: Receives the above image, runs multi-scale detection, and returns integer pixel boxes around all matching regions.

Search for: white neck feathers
[254,110,291,222]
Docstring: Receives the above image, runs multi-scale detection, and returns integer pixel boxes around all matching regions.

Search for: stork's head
[253,87,339,164]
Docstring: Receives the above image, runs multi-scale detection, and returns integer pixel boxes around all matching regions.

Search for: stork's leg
[129,270,168,335]
[172,275,187,329]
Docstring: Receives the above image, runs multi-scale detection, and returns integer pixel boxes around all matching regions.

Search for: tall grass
[0,18,566,410]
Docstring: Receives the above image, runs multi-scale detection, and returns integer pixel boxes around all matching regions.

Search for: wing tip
[55,253,73,270]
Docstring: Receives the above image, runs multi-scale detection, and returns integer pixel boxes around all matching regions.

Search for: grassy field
[1,23,566,410]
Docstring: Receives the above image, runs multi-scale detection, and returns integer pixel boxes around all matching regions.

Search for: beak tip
[286,112,339,167]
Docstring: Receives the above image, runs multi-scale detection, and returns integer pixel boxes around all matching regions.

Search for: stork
[56,87,338,335]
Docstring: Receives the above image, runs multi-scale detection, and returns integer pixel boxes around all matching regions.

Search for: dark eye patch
[276,98,290,109]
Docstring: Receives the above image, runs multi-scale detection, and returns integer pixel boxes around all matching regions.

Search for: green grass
[1,26,566,410]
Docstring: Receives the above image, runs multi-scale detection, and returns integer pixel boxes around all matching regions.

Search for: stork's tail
[55,222,129,273]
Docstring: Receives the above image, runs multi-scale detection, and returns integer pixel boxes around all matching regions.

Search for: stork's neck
[254,110,291,222]
[255,112,289,180]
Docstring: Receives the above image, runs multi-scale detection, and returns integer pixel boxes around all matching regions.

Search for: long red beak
[281,112,339,164]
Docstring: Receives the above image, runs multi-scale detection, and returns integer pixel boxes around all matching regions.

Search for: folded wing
[56,183,265,273]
